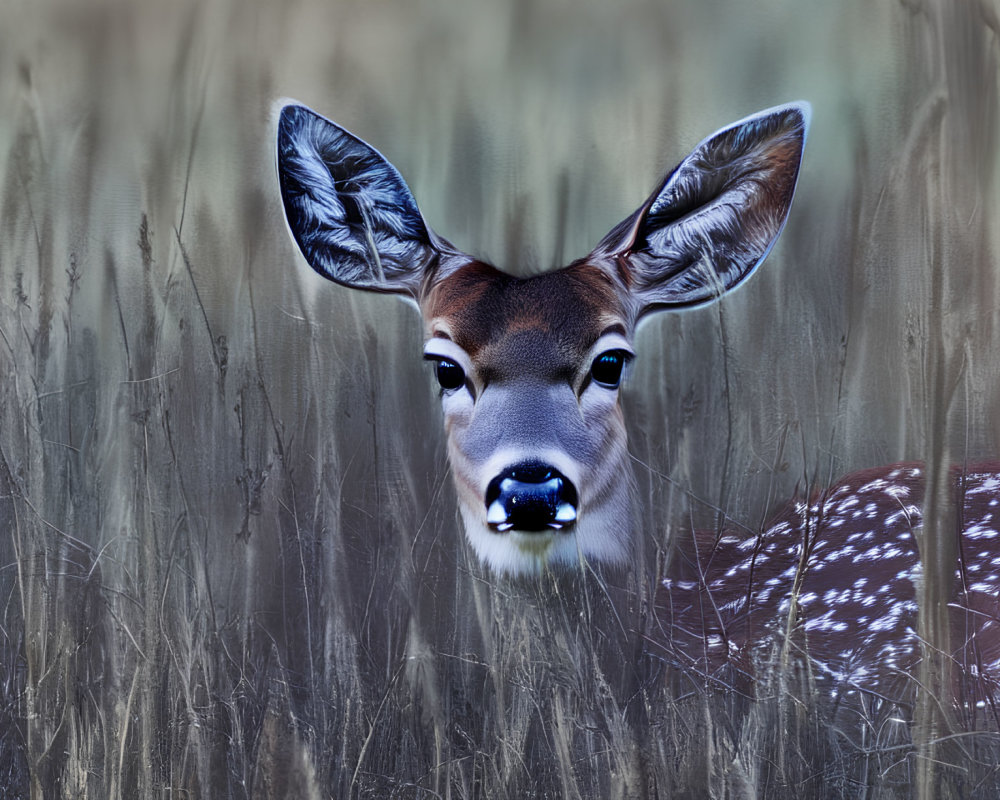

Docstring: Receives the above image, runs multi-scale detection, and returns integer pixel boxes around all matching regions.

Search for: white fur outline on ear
[276,102,437,298]
[596,101,811,316]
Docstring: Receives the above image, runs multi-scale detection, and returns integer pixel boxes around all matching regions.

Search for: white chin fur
[458,504,631,576]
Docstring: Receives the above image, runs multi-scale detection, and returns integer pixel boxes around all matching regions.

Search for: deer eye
[590,350,629,388]
[428,357,465,391]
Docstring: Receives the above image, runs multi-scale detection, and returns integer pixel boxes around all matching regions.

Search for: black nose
[485,462,579,533]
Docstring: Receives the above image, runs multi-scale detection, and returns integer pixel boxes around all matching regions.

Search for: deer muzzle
[485,462,579,533]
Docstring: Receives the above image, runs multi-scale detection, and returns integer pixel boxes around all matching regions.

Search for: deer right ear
[277,104,445,297]
[595,102,809,316]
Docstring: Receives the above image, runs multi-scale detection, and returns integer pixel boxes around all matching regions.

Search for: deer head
[276,101,809,575]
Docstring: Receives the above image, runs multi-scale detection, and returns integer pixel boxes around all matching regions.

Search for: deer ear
[277,103,443,296]
[596,102,809,315]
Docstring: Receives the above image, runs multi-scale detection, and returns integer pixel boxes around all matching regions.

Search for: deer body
[660,462,1000,715]
[275,101,1000,701]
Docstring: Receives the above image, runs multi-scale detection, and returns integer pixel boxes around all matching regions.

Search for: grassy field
[1,0,999,796]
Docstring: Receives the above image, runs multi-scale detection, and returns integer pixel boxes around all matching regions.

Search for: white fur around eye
[423,338,472,373]
[578,333,634,393]
[424,338,477,411]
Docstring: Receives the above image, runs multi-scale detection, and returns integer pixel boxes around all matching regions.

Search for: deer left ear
[277,103,445,297]
[595,102,810,315]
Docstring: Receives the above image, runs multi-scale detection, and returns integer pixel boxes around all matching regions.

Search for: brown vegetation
[0,0,998,796]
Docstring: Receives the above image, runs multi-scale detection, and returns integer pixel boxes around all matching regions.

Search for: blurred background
[0,0,998,796]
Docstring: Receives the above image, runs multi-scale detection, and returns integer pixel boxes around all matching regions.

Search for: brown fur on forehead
[424,261,625,374]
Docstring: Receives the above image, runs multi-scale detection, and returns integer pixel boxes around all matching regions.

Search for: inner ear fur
[595,102,810,315]
[277,103,452,297]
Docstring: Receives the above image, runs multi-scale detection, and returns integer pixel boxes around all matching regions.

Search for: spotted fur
[658,462,1000,716]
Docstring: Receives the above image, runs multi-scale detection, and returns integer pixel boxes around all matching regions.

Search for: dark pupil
[435,359,465,390]
[591,351,626,387]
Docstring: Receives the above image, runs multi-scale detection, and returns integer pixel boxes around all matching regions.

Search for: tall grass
[0,0,998,796]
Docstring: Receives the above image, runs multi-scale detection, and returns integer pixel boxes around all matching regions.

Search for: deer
[275,101,1000,715]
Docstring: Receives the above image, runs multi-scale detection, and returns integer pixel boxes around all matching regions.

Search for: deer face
[276,101,809,575]
[420,261,633,573]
